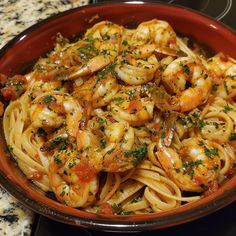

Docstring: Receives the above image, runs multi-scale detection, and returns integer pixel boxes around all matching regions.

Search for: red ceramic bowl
[0,1,235,232]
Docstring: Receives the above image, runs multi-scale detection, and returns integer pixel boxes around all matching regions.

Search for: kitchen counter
[0,0,89,49]
[0,1,89,235]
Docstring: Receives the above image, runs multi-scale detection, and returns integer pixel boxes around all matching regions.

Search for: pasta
[1,19,236,215]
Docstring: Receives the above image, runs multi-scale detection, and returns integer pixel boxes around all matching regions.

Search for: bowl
[0,1,235,232]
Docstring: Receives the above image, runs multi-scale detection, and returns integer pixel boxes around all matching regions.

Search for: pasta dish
[1,19,236,215]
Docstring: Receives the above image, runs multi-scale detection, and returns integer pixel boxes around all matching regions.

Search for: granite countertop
[0,1,89,235]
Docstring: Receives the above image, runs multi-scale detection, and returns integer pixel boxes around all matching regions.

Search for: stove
[32,1,236,235]
[93,0,236,30]
[156,0,235,29]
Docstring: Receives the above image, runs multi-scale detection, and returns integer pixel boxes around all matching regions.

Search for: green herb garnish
[229,132,236,141]
[97,63,116,79]
[204,147,219,159]
[125,146,147,166]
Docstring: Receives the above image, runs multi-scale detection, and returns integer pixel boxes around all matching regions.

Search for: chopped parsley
[111,97,124,104]
[111,203,120,211]
[13,83,23,92]
[84,38,94,43]
[42,136,68,152]
[68,158,77,169]
[229,132,236,141]
[182,160,202,179]
[158,65,165,72]
[224,81,229,94]
[54,86,62,91]
[97,117,105,131]
[43,95,55,104]
[103,33,111,40]
[97,63,116,79]
[111,203,131,215]
[204,147,219,159]
[125,146,147,166]
[180,62,190,75]
[198,140,205,146]
[180,114,208,129]
[189,169,195,179]
[223,104,233,113]
[60,190,66,197]
[54,155,62,165]
[100,138,107,149]
[35,64,44,72]
[77,44,95,52]
[212,84,218,92]
[161,132,166,140]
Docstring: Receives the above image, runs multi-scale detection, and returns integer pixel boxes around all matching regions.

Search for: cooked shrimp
[161,57,212,112]
[156,137,220,192]
[30,92,83,137]
[207,53,236,78]
[129,19,179,51]
[48,149,98,207]
[34,21,123,81]
[68,55,111,80]
[73,65,120,108]
[206,54,236,99]
[84,21,123,56]
[109,86,154,126]
[215,77,236,100]
[28,79,68,99]
[115,54,159,85]
[76,113,148,172]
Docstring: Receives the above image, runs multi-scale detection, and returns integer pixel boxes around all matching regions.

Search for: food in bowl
[1,19,235,216]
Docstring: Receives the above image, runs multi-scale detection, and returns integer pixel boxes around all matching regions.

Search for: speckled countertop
[0,0,89,49]
[0,1,89,235]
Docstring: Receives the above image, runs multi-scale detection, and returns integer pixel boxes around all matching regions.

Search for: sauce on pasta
[1,19,236,215]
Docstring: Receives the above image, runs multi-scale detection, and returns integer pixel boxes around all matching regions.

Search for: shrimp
[34,52,112,81]
[67,19,125,80]
[27,78,68,99]
[129,19,179,51]
[84,21,123,58]
[30,92,83,137]
[67,55,111,80]
[109,86,154,126]
[34,21,123,81]
[206,54,236,99]
[161,57,212,112]
[73,65,120,108]
[115,54,159,85]
[156,137,220,192]
[48,149,98,207]
[207,53,236,79]
[214,64,236,100]
[76,113,148,172]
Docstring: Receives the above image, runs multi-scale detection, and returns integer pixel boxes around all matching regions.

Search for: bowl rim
[1,0,235,55]
[0,1,236,231]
